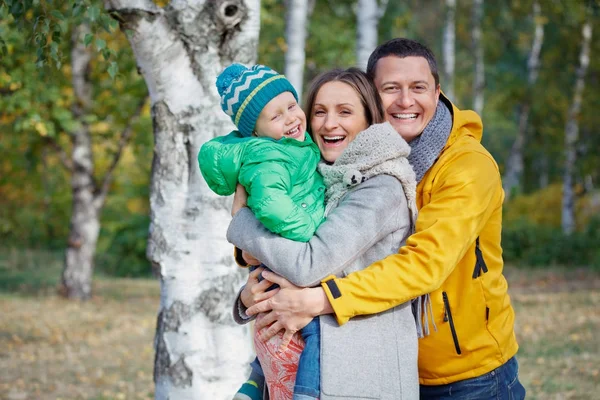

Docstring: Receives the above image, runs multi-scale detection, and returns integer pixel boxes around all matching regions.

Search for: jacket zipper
[442,291,462,355]
[472,237,489,279]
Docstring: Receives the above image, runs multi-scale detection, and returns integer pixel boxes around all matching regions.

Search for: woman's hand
[240,266,278,309]
[231,184,248,217]
[247,270,333,351]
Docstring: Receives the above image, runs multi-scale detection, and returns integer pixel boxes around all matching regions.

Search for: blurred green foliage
[1,0,599,277]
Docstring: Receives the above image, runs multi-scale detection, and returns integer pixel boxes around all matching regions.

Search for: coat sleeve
[198,135,243,196]
[227,175,411,287]
[239,160,320,242]
[324,151,503,325]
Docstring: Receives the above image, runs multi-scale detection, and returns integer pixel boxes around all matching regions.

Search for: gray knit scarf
[406,100,453,338]
[408,100,453,183]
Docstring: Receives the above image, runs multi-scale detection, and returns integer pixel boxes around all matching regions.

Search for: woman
[229,68,420,400]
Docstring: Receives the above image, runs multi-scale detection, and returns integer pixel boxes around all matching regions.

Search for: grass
[1,249,599,399]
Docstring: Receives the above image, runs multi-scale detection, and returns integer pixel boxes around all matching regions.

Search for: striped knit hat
[216,63,298,137]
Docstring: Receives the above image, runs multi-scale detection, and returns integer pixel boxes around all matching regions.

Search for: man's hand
[242,250,261,266]
[240,266,278,309]
[247,270,332,351]
[231,184,248,217]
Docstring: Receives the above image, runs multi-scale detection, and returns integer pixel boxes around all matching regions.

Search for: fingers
[259,320,285,342]
[247,297,275,316]
[278,329,295,352]
[248,266,264,281]
[261,270,296,288]
[252,285,279,304]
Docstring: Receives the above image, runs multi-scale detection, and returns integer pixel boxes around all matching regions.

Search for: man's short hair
[366,38,440,87]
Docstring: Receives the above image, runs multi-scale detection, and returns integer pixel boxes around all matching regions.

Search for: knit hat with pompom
[216,63,298,137]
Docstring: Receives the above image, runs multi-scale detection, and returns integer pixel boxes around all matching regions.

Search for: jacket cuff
[233,246,250,268]
[321,275,353,326]
[232,285,255,325]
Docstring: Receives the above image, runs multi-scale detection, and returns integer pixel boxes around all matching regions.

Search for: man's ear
[435,84,441,101]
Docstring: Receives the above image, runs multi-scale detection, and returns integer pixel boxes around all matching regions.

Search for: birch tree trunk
[104,1,260,398]
[356,0,388,71]
[443,0,456,100]
[562,18,592,235]
[61,24,99,300]
[60,24,145,300]
[284,0,309,99]
[502,0,544,201]
[471,0,484,116]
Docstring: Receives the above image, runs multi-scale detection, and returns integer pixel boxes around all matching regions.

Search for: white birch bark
[104,0,260,398]
[284,0,309,99]
[471,0,484,115]
[502,0,544,201]
[356,0,389,71]
[443,0,456,100]
[562,18,592,235]
[61,24,100,300]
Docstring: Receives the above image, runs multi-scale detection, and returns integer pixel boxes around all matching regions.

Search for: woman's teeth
[323,136,344,143]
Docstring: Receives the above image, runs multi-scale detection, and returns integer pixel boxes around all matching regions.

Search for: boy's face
[254,92,306,141]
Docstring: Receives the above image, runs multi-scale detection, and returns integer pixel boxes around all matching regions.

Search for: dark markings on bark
[109,9,159,33]
[163,300,192,332]
[169,357,193,388]
[193,274,241,325]
[154,310,171,383]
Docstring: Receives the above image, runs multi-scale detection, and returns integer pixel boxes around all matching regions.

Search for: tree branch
[44,136,73,172]
[96,96,147,203]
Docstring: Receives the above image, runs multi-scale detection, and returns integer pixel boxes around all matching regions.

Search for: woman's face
[310,81,369,163]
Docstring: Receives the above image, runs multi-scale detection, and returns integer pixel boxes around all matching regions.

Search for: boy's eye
[271,114,281,121]
[288,104,296,110]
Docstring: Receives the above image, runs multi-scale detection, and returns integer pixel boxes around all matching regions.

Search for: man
[242,38,525,399]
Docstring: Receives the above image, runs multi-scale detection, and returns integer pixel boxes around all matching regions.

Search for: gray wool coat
[228,182,419,399]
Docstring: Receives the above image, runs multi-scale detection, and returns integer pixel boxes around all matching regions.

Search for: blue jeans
[248,265,321,399]
[420,357,526,400]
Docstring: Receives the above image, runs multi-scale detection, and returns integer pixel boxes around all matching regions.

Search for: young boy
[198,64,324,400]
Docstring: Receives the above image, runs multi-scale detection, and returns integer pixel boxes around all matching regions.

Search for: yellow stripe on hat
[234,75,285,126]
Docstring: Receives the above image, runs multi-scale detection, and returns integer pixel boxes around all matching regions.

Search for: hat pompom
[216,63,248,96]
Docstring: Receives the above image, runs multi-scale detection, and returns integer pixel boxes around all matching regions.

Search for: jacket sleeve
[198,133,245,196]
[323,151,503,325]
[227,175,411,287]
[240,160,320,242]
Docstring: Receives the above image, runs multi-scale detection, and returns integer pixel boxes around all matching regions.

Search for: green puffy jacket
[198,131,325,242]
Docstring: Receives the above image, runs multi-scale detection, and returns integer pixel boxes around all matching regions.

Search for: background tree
[355,0,389,70]
[502,0,544,201]
[442,0,456,99]
[562,14,593,235]
[471,0,484,116]
[103,0,260,397]
[284,0,312,99]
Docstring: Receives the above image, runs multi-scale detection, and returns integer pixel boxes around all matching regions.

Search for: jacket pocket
[442,291,462,355]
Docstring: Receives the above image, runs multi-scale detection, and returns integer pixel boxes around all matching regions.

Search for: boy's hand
[240,267,278,309]
[231,184,248,217]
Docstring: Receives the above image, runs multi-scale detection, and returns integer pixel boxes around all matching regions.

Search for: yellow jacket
[321,95,519,385]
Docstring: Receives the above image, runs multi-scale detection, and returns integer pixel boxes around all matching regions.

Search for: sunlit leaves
[0,0,120,77]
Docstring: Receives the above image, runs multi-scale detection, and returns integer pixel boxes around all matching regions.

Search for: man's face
[373,56,440,142]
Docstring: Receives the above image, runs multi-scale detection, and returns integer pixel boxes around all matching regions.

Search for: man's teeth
[393,113,417,120]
